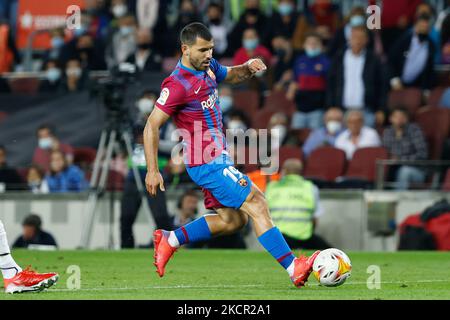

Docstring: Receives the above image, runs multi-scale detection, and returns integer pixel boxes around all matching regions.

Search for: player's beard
[191,57,209,71]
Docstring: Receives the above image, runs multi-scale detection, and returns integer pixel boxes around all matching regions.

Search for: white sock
[167,231,180,248]
[0,220,22,279]
[287,260,295,277]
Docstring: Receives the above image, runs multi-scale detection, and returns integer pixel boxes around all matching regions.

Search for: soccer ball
[312,248,352,287]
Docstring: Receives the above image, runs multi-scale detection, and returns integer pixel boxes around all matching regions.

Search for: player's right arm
[144,80,186,196]
[144,107,170,196]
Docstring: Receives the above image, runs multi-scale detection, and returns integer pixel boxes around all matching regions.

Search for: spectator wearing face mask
[272,34,296,91]
[328,6,375,57]
[389,14,437,92]
[63,58,86,92]
[45,150,87,193]
[233,28,272,67]
[125,28,161,72]
[268,112,290,152]
[205,3,230,59]
[105,14,137,69]
[302,107,344,157]
[39,60,63,93]
[166,0,201,57]
[32,124,74,173]
[42,28,66,65]
[111,0,129,20]
[287,32,330,130]
[227,0,269,55]
[226,109,252,147]
[268,0,302,45]
[26,165,49,194]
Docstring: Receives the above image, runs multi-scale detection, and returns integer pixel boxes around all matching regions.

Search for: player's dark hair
[180,22,212,46]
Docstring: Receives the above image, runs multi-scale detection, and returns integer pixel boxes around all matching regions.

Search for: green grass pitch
[1,250,449,300]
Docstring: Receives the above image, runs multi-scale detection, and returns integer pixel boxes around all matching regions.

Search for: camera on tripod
[90,62,138,124]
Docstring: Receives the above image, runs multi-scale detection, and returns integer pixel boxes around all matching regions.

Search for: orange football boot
[153,230,177,277]
[290,251,321,288]
[4,266,58,294]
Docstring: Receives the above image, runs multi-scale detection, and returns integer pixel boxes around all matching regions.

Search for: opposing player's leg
[239,185,320,287]
[153,208,247,277]
[0,220,58,293]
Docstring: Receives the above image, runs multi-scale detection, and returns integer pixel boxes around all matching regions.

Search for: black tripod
[79,115,152,249]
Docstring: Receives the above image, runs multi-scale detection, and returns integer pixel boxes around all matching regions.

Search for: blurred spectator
[84,0,112,40]
[268,112,290,150]
[45,150,87,193]
[268,0,302,44]
[63,58,88,92]
[389,14,436,92]
[39,60,63,93]
[105,14,137,69]
[380,0,421,53]
[0,19,20,73]
[227,0,268,55]
[287,32,330,129]
[414,2,440,64]
[0,145,23,191]
[27,165,49,194]
[383,107,428,190]
[302,107,344,157]
[232,28,272,66]
[125,28,162,72]
[265,158,331,249]
[328,6,375,57]
[166,0,201,57]
[439,9,450,64]
[205,2,230,59]
[335,110,381,159]
[226,109,251,133]
[32,124,74,173]
[172,189,199,229]
[12,214,57,249]
[163,151,193,189]
[42,28,66,65]
[120,92,174,247]
[272,35,295,90]
[308,0,341,36]
[111,0,129,20]
[327,26,386,128]
[73,33,107,70]
[136,0,159,30]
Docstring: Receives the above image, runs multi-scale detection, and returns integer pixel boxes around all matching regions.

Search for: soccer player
[144,22,320,287]
[0,220,58,293]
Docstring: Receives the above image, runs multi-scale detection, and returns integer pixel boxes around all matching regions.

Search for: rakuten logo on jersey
[201,90,218,110]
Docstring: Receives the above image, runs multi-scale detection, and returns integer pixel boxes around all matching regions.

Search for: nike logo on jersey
[194,86,201,94]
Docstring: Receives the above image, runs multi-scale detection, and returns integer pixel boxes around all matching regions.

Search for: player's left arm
[224,58,267,84]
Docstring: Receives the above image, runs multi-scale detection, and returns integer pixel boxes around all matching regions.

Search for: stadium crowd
[1,1,450,221]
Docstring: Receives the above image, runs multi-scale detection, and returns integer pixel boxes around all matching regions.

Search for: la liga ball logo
[238,178,248,187]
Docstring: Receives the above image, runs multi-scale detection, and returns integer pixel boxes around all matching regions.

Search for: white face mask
[227,120,247,132]
[112,4,127,18]
[137,98,155,114]
[326,120,342,135]
[38,137,53,149]
[66,67,82,78]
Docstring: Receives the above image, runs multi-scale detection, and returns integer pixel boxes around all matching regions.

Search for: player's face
[186,37,214,71]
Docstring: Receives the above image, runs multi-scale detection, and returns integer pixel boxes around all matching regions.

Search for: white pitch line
[46,279,450,292]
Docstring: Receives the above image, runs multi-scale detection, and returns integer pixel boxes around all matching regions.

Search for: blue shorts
[186,153,252,210]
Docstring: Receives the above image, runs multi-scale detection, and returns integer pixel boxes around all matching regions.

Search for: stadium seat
[415,107,450,159]
[7,77,40,94]
[304,147,347,182]
[278,145,303,168]
[73,147,97,169]
[428,87,447,107]
[343,147,389,182]
[84,169,125,191]
[296,128,312,146]
[442,169,450,191]
[232,89,260,116]
[388,88,423,117]
[262,90,296,116]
